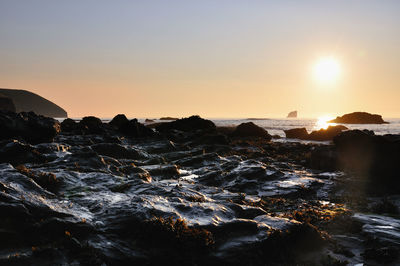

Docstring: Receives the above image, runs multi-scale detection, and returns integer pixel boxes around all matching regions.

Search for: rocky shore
[0,112,399,265]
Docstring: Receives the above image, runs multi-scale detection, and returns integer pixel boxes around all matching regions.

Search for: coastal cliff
[0,88,67,117]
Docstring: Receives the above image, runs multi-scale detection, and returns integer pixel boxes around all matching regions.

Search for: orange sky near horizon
[1,1,399,119]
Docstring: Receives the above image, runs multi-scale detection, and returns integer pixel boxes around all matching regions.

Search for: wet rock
[232,122,272,140]
[0,111,61,143]
[329,112,388,124]
[156,115,216,133]
[91,143,145,160]
[0,140,47,165]
[16,165,61,193]
[284,128,308,139]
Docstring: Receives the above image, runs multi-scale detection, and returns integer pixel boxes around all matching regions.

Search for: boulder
[307,125,348,141]
[0,111,61,143]
[120,119,155,138]
[0,93,16,112]
[333,130,400,193]
[284,128,308,139]
[91,143,144,159]
[329,112,388,124]
[78,116,104,134]
[156,115,216,133]
[109,114,129,129]
[232,122,272,140]
[284,125,347,141]
[0,140,47,165]
[61,118,78,132]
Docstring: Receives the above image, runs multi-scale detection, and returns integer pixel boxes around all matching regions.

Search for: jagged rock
[232,122,272,140]
[0,140,47,165]
[329,112,388,124]
[0,111,60,143]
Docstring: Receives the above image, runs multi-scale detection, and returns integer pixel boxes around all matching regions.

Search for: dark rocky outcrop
[109,114,155,138]
[60,118,78,132]
[156,115,216,133]
[232,122,272,140]
[78,116,104,134]
[308,125,348,141]
[284,128,308,140]
[0,111,61,143]
[287,111,297,118]
[285,125,348,141]
[329,112,388,124]
[0,88,67,117]
[0,93,16,112]
[145,119,155,123]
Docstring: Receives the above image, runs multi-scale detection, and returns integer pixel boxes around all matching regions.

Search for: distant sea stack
[287,111,297,118]
[329,112,388,124]
[0,88,67,117]
[0,93,16,112]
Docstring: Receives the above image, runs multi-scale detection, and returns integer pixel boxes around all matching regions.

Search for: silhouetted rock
[284,125,347,141]
[332,130,400,193]
[284,128,308,139]
[156,115,216,133]
[61,118,78,132]
[308,125,348,141]
[0,88,67,117]
[109,114,129,129]
[0,93,16,112]
[145,119,155,123]
[78,116,104,134]
[91,143,144,159]
[329,112,388,124]
[287,111,297,118]
[120,119,156,138]
[160,117,179,121]
[232,122,272,140]
[0,111,61,143]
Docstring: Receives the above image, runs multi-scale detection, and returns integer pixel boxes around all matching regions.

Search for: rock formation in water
[0,93,16,112]
[0,88,67,117]
[329,112,388,124]
[159,117,179,121]
[284,125,348,141]
[287,111,297,118]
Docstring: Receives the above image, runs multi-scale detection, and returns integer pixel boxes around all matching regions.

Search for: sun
[312,57,341,84]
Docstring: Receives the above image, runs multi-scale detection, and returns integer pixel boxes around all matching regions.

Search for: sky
[1,0,399,118]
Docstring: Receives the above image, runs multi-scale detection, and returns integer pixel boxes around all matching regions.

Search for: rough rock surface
[0,111,61,143]
[285,125,348,141]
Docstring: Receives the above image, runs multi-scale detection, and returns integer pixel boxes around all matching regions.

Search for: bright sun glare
[315,116,335,130]
[313,57,341,84]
